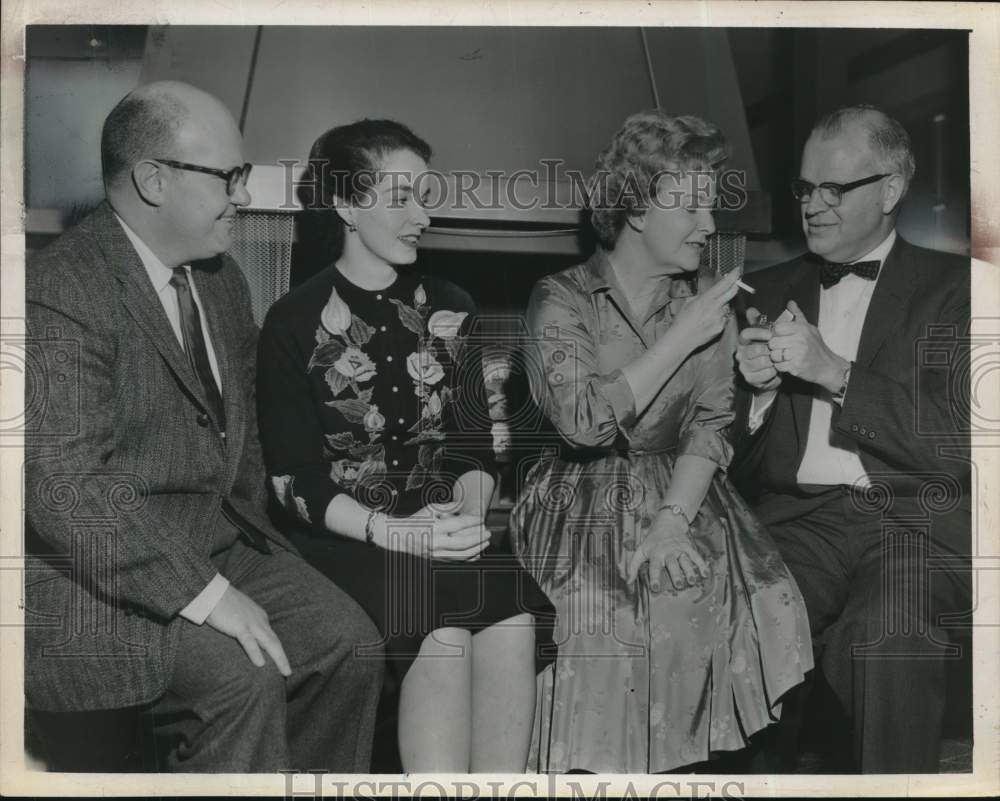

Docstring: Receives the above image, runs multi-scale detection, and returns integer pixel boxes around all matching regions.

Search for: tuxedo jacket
[25,202,294,712]
[729,236,971,556]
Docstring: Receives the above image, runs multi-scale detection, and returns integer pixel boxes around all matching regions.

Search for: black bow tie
[819,259,880,289]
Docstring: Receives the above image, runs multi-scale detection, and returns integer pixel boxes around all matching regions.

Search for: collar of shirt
[583,247,694,299]
[822,228,896,290]
[113,212,225,394]
[851,228,896,265]
[114,213,190,291]
[819,229,895,299]
[584,247,695,338]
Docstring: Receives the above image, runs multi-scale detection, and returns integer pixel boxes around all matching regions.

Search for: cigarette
[736,279,755,294]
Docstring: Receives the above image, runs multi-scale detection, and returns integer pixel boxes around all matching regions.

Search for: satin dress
[509,249,813,773]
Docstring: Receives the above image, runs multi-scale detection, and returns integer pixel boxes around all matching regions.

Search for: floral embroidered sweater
[257,264,495,529]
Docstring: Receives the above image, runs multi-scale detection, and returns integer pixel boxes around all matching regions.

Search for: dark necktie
[170,267,227,433]
[171,269,270,554]
[819,259,880,289]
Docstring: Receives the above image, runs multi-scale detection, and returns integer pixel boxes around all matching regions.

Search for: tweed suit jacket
[729,236,971,557]
[25,202,294,712]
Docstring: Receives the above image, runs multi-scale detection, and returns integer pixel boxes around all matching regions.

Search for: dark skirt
[289,529,557,682]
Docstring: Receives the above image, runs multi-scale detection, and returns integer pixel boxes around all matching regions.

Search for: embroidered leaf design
[415,444,445,473]
[324,366,351,398]
[356,457,387,484]
[357,388,374,404]
[439,384,460,414]
[325,431,358,451]
[308,339,346,370]
[315,325,332,345]
[327,398,370,424]
[428,445,446,472]
[405,464,427,490]
[403,429,446,446]
[390,298,425,336]
[348,315,376,346]
[350,443,386,461]
[407,415,434,435]
[444,335,465,363]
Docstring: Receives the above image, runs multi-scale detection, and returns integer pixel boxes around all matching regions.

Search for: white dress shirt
[749,230,897,489]
[116,215,230,624]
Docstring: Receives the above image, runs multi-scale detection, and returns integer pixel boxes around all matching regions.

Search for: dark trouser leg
[151,614,290,772]
[759,490,968,773]
[743,675,812,773]
[151,542,384,772]
[242,549,385,772]
[821,528,966,773]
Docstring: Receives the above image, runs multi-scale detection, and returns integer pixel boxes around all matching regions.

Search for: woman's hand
[626,510,710,592]
[377,503,491,561]
[669,271,740,352]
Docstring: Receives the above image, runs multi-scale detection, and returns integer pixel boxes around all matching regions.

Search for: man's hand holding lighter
[766,301,851,391]
[737,301,849,395]
[737,305,789,392]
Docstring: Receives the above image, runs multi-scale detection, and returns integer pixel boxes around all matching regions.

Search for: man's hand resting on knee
[206,586,292,676]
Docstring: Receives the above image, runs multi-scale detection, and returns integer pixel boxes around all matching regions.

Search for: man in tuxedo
[25,81,383,772]
[733,105,970,773]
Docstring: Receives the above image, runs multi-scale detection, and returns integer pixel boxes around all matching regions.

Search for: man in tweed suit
[25,81,383,772]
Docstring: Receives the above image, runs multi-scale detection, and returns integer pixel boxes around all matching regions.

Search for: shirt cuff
[748,389,778,433]
[178,573,230,625]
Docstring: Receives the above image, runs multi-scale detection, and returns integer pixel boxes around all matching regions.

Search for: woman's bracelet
[660,503,693,527]
[364,509,382,547]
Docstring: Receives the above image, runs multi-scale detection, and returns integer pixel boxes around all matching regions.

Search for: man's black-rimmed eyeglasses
[790,173,890,207]
[154,159,253,196]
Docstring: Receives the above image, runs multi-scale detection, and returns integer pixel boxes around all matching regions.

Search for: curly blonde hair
[589,110,729,249]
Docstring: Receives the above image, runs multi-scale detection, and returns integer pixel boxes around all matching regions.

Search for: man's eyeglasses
[790,173,890,207]
[154,159,253,196]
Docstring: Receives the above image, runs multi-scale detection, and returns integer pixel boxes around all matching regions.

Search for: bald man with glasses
[731,105,971,773]
[25,81,383,772]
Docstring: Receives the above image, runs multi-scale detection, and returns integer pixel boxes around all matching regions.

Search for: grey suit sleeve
[26,266,218,619]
